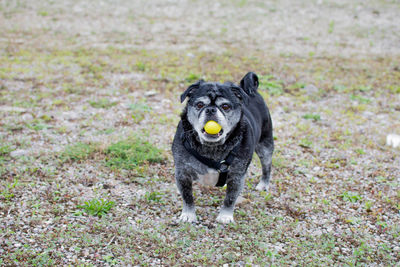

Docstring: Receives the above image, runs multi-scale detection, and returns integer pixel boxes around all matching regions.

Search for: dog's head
[180,72,258,145]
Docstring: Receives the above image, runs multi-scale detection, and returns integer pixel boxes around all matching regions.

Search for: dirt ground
[1,0,399,266]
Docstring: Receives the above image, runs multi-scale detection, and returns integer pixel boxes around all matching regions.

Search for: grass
[105,136,164,169]
[144,191,165,203]
[135,61,146,71]
[89,98,118,109]
[0,144,12,156]
[60,142,98,163]
[302,113,321,121]
[259,75,284,96]
[328,20,335,34]
[350,94,371,104]
[299,138,313,148]
[185,73,202,83]
[78,198,115,217]
[26,122,52,131]
[129,102,152,123]
[340,191,363,203]
[0,179,19,201]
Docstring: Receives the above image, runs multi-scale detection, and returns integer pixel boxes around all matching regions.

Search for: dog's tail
[240,72,259,96]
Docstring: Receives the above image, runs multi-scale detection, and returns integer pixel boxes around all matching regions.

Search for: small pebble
[386,134,400,148]
[304,84,319,96]
[145,90,157,97]
[10,149,28,158]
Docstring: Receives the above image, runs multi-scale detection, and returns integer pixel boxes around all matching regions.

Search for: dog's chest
[196,168,219,186]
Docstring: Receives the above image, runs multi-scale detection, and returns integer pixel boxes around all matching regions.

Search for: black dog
[172,72,274,223]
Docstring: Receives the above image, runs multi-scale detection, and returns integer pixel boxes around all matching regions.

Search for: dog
[172,72,274,223]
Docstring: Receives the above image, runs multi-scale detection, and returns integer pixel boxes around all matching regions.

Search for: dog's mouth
[201,128,224,139]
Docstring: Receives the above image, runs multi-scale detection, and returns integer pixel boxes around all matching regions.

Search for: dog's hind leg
[255,138,274,191]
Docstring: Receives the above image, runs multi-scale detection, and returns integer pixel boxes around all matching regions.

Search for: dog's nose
[205,107,217,115]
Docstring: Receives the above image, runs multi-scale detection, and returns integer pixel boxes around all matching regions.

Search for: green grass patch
[144,191,165,203]
[286,82,306,94]
[340,191,362,203]
[328,20,335,34]
[129,102,152,123]
[129,102,151,112]
[355,148,365,155]
[271,150,289,172]
[0,142,12,177]
[1,179,19,201]
[259,75,284,96]
[26,123,52,131]
[299,138,313,148]
[333,84,347,92]
[0,144,12,156]
[358,85,372,92]
[89,98,118,109]
[135,61,146,71]
[105,136,164,170]
[60,142,97,162]
[185,73,201,83]
[37,10,48,16]
[364,201,373,212]
[350,94,371,104]
[78,198,115,217]
[388,85,400,94]
[302,113,321,121]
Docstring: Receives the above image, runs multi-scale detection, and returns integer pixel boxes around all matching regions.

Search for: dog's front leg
[216,174,244,224]
[175,173,196,223]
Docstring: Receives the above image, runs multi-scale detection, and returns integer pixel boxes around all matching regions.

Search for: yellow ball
[204,120,222,135]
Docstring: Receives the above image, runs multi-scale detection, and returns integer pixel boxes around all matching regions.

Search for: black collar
[183,138,240,187]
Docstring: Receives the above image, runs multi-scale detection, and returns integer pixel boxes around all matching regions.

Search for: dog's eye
[196,102,204,109]
[221,104,231,111]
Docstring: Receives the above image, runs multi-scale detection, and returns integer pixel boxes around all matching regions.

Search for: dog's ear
[230,84,249,104]
[240,72,259,95]
[180,80,204,103]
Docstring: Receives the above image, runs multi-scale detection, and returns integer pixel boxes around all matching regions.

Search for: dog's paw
[216,212,234,224]
[256,180,269,191]
[178,211,197,223]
